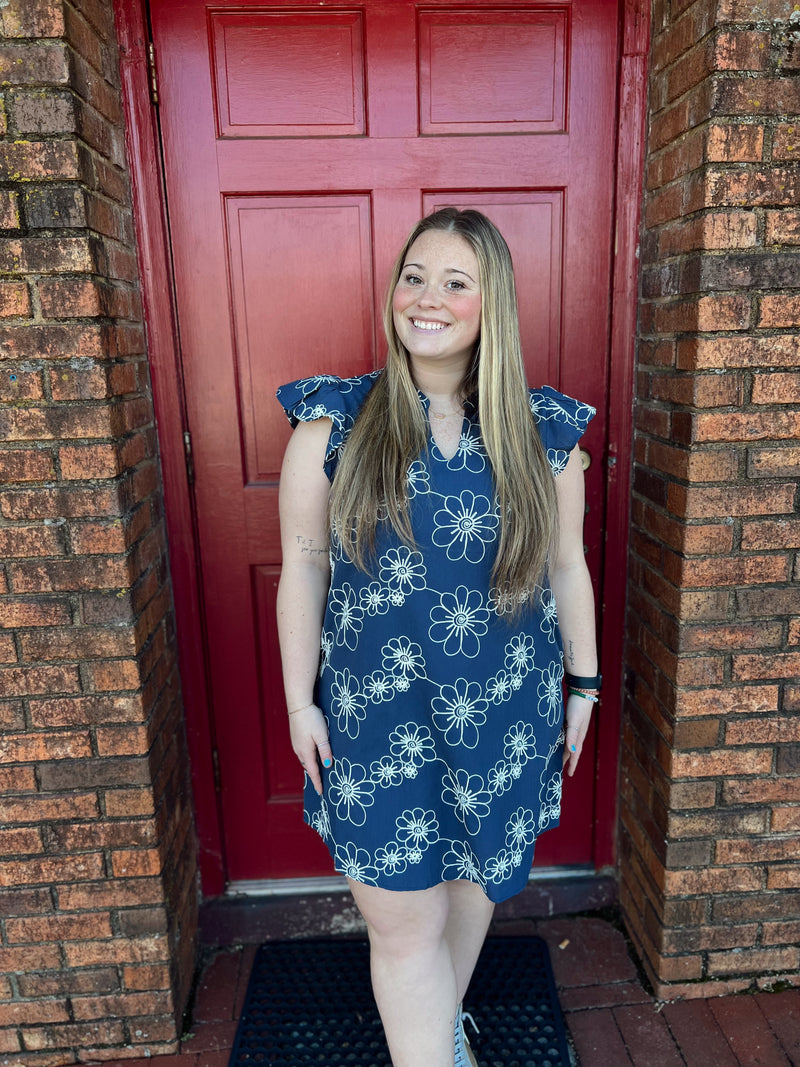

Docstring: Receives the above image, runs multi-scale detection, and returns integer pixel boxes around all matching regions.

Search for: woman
[276,208,599,1067]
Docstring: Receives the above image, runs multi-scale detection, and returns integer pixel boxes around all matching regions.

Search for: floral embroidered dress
[277,372,595,903]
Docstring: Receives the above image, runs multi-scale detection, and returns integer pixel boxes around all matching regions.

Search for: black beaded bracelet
[565,672,602,690]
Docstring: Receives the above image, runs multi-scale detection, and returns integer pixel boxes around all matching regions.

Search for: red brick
[0,366,45,402]
[0,730,92,763]
[0,791,99,824]
[59,443,120,480]
[767,209,800,245]
[752,372,800,404]
[671,748,773,779]
[706,121,764,163]
[5,913,113,944]
[677,334,800,371]
[714,31,770,72]
[664,865,763,895]
[726,716,800,745]
[709,946,799,977]
[28,693,144,727]
[679,621,782,652]
[0,140,81,182]
[649,373,744,408]
[701,409,800,442]
[123,964,172,991]
[762,920,800,945]
[0,664,81,697]
[0,1000,69,1028]
[669,482,795,519]
[21,1020,126,1052]
[0,766,36,792]
[110,849,162,879]
[17,967,119,998]
[71,989,174,1022]
[57,879,165,912]
[717,837,800,864]
[769,867,800,889]
[0,448,56,483]
[715,79,800,118]
[38,277,105,319]
[0,826,43,854]
[733,652,800,681]
[105,787,155,818]
[0,281,31,318]
[659,211,758,255]
[773,123,799,162]
[772,808,800,833]
[0,190,21,229]
[49,364,111,401]
[0,853,104,888]
[666,553,789,587]
[8,556,130,593]
[95,724,148,757]
[724,778,800,805]
[0,524,65,558]
[63,936,169,969]
[0,600,71,629]
[759,295,800,328]
[0,42,69,86]
[20,628,134,662]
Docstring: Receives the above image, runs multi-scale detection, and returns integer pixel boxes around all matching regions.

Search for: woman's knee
[349,879,450,949]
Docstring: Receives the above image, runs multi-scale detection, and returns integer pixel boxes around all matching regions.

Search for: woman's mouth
[411,319,448,331]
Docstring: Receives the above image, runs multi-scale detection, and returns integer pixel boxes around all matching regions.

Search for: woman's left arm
[549,444,599,778]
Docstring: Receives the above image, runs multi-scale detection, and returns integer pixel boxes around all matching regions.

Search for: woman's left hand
[562,692,594,777]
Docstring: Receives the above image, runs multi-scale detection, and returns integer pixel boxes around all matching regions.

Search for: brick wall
[623,0,800,999]
[0,1,197,1060]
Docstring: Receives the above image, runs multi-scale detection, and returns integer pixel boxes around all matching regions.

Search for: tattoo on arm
[568,641,576,667]
[296,536,328,557]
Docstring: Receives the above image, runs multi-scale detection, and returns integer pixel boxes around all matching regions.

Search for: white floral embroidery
[442,841,485,886]
[379,546,427,594]
[406,460,430,497]
[329,668,366,739]
[363,670,395,703]
[441,768,492,836]
[375,841,408,875]
[370,756,404,788]
[428,586,490,658]
[486,670,513,704]
[536,662,563,726]
[539,588,558,641]
[327,758,375,827]
[431,491,498,563]
[487,760,514,796]
[431,679,488,749]
[328,582,364,650]
[505,807,537,849]
[504,634,537,677]
[382,637,425,678]
[334,842,378,885]
[484,849,515,884]
[504,721,538,765]
[389,723,436,767]
[309,800,331,842]
[395,808,440,851]
[360,582,390,616]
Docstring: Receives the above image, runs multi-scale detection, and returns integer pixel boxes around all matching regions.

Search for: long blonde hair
[328,208,558,611]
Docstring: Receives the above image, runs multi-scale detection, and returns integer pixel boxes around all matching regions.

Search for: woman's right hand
[288,704,333,797]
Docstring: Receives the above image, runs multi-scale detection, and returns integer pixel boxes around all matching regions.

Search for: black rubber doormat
[229,935,570,1067]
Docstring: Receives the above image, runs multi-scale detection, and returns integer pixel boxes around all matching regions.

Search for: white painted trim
[226,866,596,898]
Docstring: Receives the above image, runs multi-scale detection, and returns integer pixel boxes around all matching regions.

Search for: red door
[150,0,619,886]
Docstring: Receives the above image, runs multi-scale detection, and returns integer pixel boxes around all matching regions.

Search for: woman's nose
[418,283,441,307]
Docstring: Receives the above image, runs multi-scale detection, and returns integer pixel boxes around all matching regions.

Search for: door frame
[113,0,650,896]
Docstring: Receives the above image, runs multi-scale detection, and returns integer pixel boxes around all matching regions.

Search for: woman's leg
[444,879,495,1003]
[348,878,494,1067]
[348,879,455,1066]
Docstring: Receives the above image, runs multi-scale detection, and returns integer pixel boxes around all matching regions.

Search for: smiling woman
[275,207,599,1065]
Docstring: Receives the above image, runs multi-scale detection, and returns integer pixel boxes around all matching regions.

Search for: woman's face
[392,230,482,374]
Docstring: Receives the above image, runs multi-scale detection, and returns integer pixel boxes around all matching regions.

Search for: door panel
[151,0,619,883]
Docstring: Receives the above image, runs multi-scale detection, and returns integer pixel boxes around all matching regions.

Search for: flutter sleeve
[276,371,380,480]
[529,385,596,476]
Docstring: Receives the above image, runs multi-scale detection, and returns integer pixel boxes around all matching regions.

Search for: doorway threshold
[226,866,598,898]
[200,868,617,946]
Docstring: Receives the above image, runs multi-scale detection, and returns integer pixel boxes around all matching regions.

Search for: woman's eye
[403,272,423,285]
[446,280,465,291]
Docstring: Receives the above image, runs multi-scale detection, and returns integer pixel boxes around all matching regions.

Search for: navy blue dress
[277,373,594,903]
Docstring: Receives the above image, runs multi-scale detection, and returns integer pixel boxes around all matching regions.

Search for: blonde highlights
[328,208,558,611]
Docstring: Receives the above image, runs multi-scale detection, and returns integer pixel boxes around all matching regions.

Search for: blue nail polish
[323,758,332,768]
[571,744,576,752]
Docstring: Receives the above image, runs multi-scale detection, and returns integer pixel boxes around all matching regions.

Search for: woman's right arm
[277,418,335,796]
